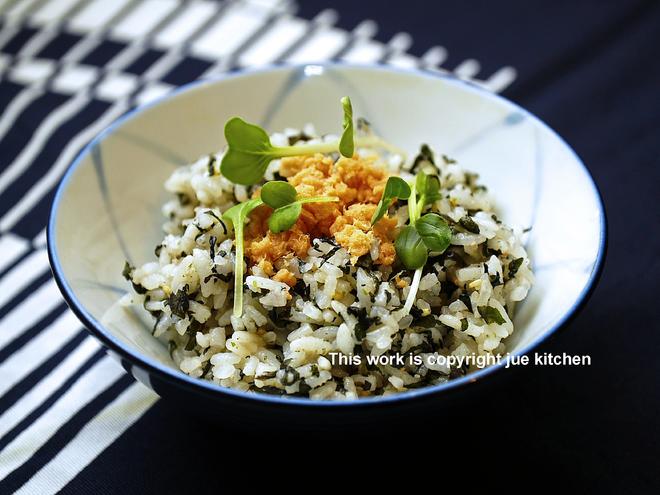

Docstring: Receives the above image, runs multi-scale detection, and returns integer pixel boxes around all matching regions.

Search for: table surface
[0,0,657,493]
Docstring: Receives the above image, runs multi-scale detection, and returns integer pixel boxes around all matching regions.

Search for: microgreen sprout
[221,198,263,317]
[371,176,411,225]
[221,97,356,185]
[261,181,338,234]
[222,181,337,317]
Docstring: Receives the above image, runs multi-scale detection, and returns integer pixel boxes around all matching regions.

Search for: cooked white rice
[122,126,533,400]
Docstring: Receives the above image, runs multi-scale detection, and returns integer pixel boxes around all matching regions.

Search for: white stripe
[0,248,49,309]
[15,382,157,495]
[67,0,133,34]
[110,0,178,41]
[61,0,140,63]
[0,99,130,232]
[340,39,384,63]
[483,66,517,93]
[0,337,100,439]
[0,233,29,273]
[237,15,307,67]
[0,280,63,350]
[0,91,90,196]
[151,0,218,49]
[244,7,339,66]
[454,58,481,79]
[0,310,80,396]
[421,46,447,68]
[133,81,173,106]
[285,27,348,63]
[192,1,274,60]
[384,32,412,55]
[0,356,126,480]
[0,0,19,16]
[0,23,19,51]
[0,85,44,144]
[2,0,46,24]
[7,57,54,84]
[351,18,377,39]
[103,0,188,73]
[29,0,83,27]
[32,227,47,248]
[387,52,419,69]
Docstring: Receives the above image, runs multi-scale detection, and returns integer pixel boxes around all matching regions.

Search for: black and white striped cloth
[0,0,517,492]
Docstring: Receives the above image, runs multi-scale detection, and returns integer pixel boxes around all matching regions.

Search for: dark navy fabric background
[2,0,657,492]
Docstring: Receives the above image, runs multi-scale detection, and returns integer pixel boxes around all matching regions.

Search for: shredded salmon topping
[244,153,397,267]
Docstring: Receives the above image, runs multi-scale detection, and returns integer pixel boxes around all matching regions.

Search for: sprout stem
[402,268,423,315]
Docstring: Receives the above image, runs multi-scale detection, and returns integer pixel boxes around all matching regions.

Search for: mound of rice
[122,126,533,399]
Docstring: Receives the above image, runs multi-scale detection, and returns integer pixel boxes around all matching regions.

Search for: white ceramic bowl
[48,64,606,410]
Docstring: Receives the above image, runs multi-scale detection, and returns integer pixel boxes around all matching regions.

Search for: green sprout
[261,181,338,234]
[220,97,356,185]
[221,198,263,317]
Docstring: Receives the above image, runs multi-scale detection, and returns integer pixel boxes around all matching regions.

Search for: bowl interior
[50,64,604,395]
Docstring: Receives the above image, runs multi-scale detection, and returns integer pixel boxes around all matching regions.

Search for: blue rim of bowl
[47,62,607,408]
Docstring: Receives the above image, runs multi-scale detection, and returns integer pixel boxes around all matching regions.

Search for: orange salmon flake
[244,153,398,268]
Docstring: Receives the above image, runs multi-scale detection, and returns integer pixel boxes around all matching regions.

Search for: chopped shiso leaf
[411,143,435,172]
[122,261,134,281]
[459,215,480,234]
[508,257,524,278]
[478,305,506,325]
[167,285,190,318]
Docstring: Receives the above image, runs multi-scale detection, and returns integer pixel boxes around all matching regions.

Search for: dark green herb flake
[478,305,506,325]
[459,216,480,234]
[207,155,217,176]
[122,261,134,281]
[167,285,190,318]
[442,154,456,165]
[508,257,524,279]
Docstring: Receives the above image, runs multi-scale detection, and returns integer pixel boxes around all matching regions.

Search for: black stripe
[0,301,67,364]
[0,373,133,494]
[0,80,24,118]
[0,329,86,415]
[35,31,83,60]
[9,187,56,239]
[0,264,52,319]
[0,97,111,219]
[124,48,166,76]
[1,26,38,55]
[161,56,213,86]
[0,92,70,173]
[80,39,128,67]
[0,347,106,453]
